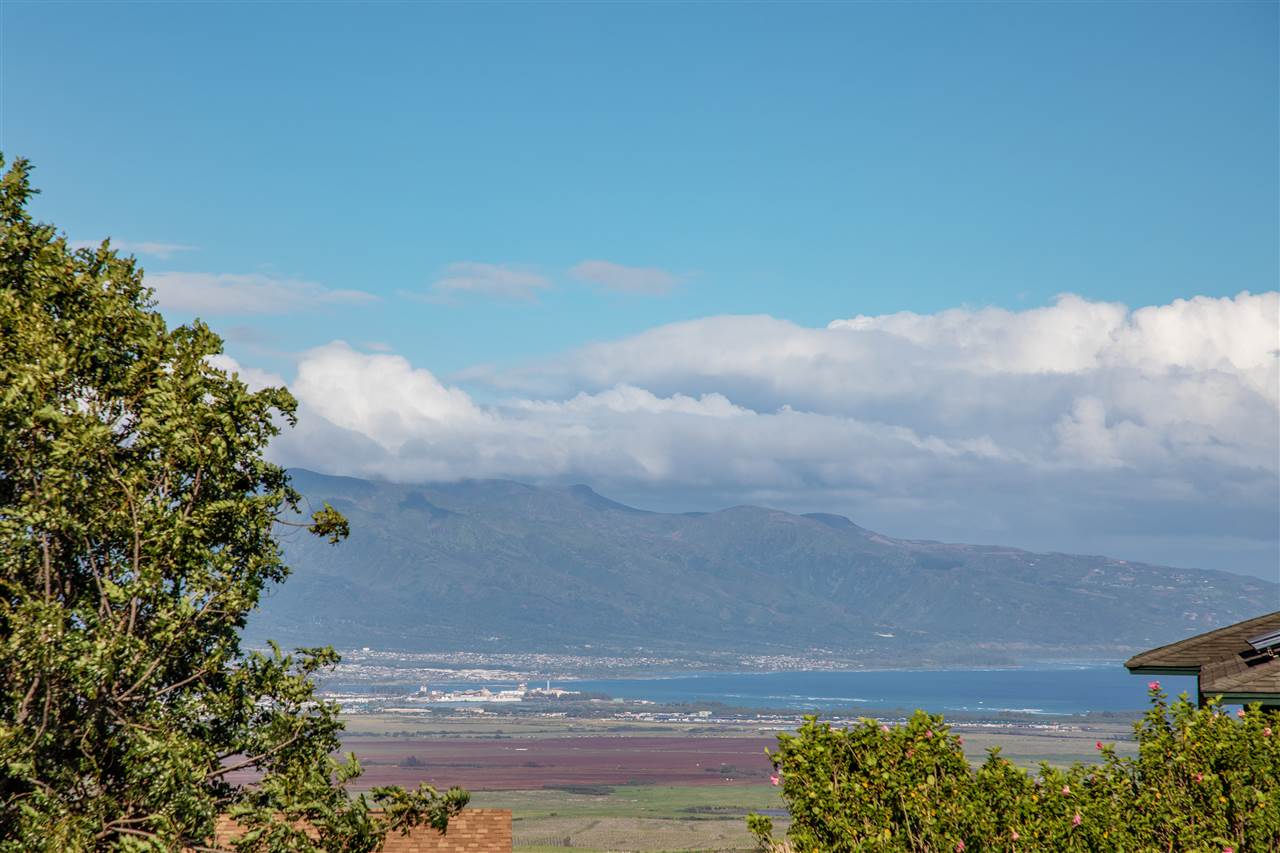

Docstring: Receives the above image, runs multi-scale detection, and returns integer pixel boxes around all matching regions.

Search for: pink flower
[1265,727,1273,737]
[957,736,964,745]
[955,842,965,852]
[1148,680,1160,691]
[1011,829,1020,841]
[1194,772,1204,783]
[770,774,780,785]
[1236,709,1246,719]
[906,748,914,758]
[1062,785,1071,795]
[1072,812,1082,827]
[1223,847,1234,853]
[1095,741,1103,750]
[925,729,934,738]
[881,724,890,733]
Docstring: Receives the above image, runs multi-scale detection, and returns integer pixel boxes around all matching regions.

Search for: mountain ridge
[249,469,1277,664]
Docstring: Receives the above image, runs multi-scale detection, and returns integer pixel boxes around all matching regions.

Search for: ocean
[553,666,1201,715]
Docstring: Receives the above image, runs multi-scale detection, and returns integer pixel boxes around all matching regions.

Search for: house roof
[1126,611,1280,702]
[211,809,511,852]
[1200,656,1280,698]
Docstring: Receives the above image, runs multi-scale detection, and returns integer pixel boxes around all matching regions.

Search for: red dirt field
[342,736,777,790]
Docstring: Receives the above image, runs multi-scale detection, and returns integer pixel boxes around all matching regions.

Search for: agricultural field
[470,785,784,852]
[340,711,1139,851]
[345,733,777,790]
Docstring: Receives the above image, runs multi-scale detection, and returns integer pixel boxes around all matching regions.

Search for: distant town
[317,646,932,688]
[311,647,1143,736]
[319,677,1108,739]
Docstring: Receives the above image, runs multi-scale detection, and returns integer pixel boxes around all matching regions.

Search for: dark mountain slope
[248,470,1277,661]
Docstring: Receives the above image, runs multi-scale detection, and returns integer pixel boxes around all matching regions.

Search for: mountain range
[248,469,1277,664]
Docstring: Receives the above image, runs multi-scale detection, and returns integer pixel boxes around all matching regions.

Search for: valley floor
[471,786,782,852]
[341,712,1138,852]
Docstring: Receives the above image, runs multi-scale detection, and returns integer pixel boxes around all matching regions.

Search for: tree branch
[206,726,307,780]
[15,675,39,725]
[82,533,112,620]
[98,825,229,853]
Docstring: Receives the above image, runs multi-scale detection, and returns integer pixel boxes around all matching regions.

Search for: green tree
[750,688,1280,852]
[0,156,467,851]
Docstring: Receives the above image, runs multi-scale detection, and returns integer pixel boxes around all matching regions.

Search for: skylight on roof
[1246,629,1280,653]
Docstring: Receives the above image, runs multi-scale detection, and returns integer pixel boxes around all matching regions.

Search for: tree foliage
[0,156,467,851]
[750,687,1280,852]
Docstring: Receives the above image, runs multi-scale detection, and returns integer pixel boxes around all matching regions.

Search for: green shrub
[749,685,1280,852]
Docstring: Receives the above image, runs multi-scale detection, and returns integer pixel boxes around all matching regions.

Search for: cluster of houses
[411,681,579,704]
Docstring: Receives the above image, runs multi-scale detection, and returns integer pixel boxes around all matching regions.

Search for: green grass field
[468,785,784,852]
[342,711,1137,768]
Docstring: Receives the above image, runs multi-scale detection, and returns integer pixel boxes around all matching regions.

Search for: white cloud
[570,260,681,295]
[276,353,995,489]
[468,292,1278,438]
[146,272,378,315]
[122,241,198,259]
[71,239,197,259]
[261,291,1279,578]
[290,342,487,452]
[428,262,550,301]
[206,353,285,392]
[517,385,746,418]
[829,292,1278,382]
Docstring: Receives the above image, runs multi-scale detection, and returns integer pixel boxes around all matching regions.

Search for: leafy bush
[749,685,1279,852]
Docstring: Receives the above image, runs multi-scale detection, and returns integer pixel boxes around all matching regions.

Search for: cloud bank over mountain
[229,291,1277,579]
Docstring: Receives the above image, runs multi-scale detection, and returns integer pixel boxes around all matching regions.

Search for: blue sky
[4,2,1278,580]
[6,1,1276,374]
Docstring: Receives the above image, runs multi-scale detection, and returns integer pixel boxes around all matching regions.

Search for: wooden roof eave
[1124,664,1201,675]
[1202,691,1280,704]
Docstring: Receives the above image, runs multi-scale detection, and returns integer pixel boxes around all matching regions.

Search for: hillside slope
[248,470,1277,662]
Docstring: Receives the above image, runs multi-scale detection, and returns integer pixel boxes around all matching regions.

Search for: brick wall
[381,809,512,853]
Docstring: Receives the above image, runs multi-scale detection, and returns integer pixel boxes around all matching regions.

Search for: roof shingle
[1125,612,1280,671]
[1125,611,1280,703]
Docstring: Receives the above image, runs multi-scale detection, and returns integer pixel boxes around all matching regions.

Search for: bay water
[556,667,1200,715]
